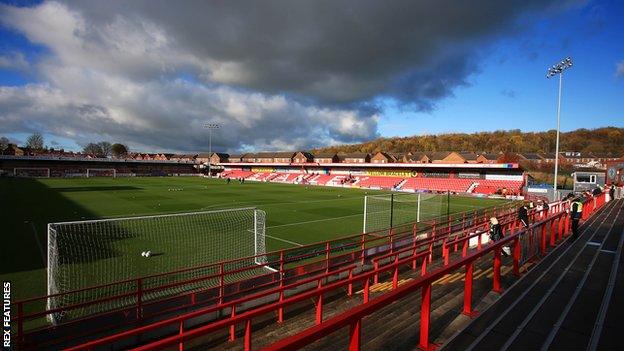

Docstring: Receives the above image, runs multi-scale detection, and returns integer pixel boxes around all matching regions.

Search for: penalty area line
[265,234,304,247]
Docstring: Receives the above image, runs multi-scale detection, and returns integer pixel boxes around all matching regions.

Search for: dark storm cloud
[65,0,561,107]
[0,0,572,152]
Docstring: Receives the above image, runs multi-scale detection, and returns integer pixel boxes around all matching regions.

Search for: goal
[47,207,268,323]
[13,167,50,178]
[363,193,445,233]
[86,168,116,178]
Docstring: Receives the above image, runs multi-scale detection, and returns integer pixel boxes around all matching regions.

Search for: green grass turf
[0,176,508,303]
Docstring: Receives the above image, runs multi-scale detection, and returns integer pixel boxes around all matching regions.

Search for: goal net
[86,168,116,178]
[47,207,267,324]
[363,193,445,233]
[13,167,50,178]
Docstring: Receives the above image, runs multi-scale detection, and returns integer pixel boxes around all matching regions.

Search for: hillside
[313,127,624,155]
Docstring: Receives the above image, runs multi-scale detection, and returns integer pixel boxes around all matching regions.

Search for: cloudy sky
[0,0,622,153]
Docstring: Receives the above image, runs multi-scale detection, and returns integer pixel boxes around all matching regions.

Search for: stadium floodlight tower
[203,123,220,177]
[546,57,572,200]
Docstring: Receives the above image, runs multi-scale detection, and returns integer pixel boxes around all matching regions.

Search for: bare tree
[98,141,112,157]
[0,136,9,150]
[83,143,103,156]
[26,133,44,150]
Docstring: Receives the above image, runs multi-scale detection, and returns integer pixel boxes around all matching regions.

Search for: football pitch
[0,176,508,302]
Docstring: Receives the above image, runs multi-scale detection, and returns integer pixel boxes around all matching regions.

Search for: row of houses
[208,151,505,165]
[3,143,620,168]
[519,152,621,168]
[0,144,198,162]
[207,151,622,168]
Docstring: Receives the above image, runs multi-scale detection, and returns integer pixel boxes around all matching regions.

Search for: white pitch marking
[265,234,304,247]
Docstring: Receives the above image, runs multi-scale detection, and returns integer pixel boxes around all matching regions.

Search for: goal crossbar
[47,207,268,324]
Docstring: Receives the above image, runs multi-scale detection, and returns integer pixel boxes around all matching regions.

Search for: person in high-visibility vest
[570,198,583,240]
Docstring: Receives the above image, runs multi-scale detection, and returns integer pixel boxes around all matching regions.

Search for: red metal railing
[61,206,522,350]
[99,195,603,351]
[262,194,604,351]
[13,201,519,347]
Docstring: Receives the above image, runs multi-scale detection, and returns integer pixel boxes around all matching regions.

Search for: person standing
[570,197,583,240]
[489,217,510,256]
[518,203,529,228]
[610,185,615,202]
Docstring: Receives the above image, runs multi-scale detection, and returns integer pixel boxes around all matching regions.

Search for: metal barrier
[262,194,604,351]
[13,202,518,349]
[61,196,605,351]
[62,207,522,350]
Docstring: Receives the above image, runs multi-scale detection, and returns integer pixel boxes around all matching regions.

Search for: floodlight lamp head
[203,123,220,129]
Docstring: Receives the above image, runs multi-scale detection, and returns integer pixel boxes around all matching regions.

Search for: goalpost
[47,207,268,324]
[13,167,50,178]
[363,193,445,233]
[86,168,117,178]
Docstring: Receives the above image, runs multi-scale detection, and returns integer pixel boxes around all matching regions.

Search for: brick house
[517,153,544,164]
[477,153,501,164]
[403,153,431,163]
[206,152,229,164]
[273,152,295,163]
[228,154,243,163]
[293,152,314,163]
[429,151,453,163]
[1,144,24,156]
[458,152,480,163]
[315,153,338,164]
[371,152,397,164]
[339,153,370,163]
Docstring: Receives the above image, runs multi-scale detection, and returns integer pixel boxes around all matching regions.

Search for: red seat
[401,177,473,192]
[357,176,404,189]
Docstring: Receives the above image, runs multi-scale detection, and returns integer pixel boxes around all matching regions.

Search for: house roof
[458,152,479,161]
[295,151,314,158]
[516,153,542,160]
[340,153,370,158]
[404,152,429,161]
[372,151,396,159]
[273,151,295,158]
[249,152,275,158]
[209,152,229,158]
[315,153,337,158]
[427,151,452,160]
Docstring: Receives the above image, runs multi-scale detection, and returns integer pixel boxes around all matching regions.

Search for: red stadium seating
[271,173,301,183]
[221,170,254,179]
[357,176,404,189]
[309,174,334,185]
[400,177,473,192]
[217,170,523,195]
[472,179,523,195]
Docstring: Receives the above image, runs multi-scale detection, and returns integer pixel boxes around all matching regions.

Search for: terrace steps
[184,247,520,350]
[441,199,623,351]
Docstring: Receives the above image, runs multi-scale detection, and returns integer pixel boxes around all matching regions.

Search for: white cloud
[0,80,377,152]
[0,52,29,71]
[0,1,378,151]
[0,0,566,151]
